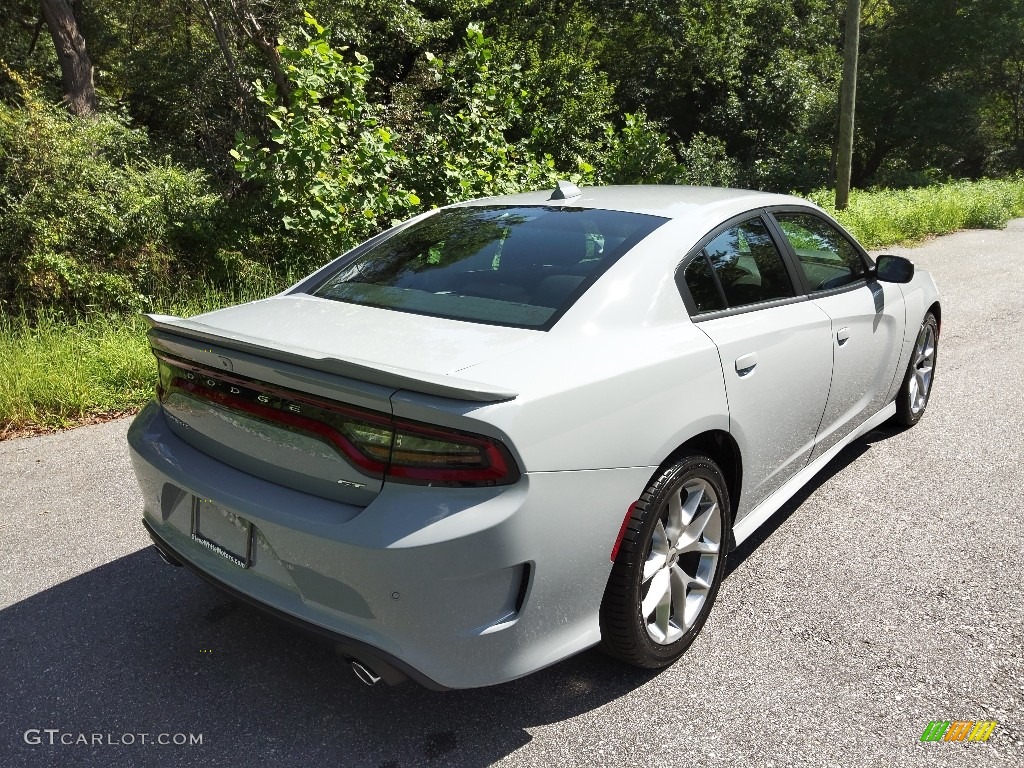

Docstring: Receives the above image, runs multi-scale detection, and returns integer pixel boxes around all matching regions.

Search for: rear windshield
[309,205,666,329]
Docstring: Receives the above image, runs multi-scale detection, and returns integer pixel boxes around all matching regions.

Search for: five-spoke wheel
[897,312,939,426]
[600,454,729,668]
[640,478,722,644]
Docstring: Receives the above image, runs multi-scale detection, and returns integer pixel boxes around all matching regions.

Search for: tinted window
[682,254,725,314]
[703,218,795,307]
[311,206,666,328]
[774,212,867,291]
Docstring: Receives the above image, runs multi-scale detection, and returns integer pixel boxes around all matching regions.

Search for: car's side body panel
[425,325,729,473]
[696,301,835,520]
[808,280,906,459]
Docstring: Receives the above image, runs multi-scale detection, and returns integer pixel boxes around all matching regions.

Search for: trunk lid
[185,293,540,378]
[148,294,533,506]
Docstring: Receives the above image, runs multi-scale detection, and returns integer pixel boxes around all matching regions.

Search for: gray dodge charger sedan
[128,184,941,688]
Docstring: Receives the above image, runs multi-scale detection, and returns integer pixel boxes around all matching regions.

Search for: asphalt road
[2,222,1023,768]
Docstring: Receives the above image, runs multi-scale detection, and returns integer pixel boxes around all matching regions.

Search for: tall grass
[806,177,1024,248]
[0,312,153,433]
[0,279,291,435]
[3,177,1024,435]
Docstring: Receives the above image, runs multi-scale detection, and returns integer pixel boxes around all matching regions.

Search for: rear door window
[700,217,796,308]
[311,206,666,329]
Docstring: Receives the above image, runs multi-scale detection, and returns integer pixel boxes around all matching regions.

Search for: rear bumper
[127,400,653,688]
[143,517,439,688]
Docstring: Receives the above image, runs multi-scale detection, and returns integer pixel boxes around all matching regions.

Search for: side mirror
[874,254,915,284]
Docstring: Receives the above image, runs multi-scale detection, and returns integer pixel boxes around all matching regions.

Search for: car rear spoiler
[144,314,518,403]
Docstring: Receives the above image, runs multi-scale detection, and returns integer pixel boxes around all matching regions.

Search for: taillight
[386,419,518,485]
[155,354,520,487]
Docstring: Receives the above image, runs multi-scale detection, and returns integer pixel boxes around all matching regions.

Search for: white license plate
[191,498,252,568]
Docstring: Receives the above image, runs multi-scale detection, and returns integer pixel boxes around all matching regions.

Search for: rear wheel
[600,454,730,668]
[895,312,938,427]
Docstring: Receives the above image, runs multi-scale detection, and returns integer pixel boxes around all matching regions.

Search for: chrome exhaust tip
[153,545,181,567]
[351,660,382,686]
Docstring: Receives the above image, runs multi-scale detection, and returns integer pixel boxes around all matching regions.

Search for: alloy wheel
[640,479,722,645]
[908,323,936,415]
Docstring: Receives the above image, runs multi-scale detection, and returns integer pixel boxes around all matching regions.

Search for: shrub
[232,17,600,272]
[677,132,740,187]
[405,23,584,204]
[596,113,679,185]
[0,93,218,316]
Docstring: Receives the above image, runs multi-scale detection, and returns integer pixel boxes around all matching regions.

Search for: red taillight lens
[155,354,520,487]
[386,419,518,486]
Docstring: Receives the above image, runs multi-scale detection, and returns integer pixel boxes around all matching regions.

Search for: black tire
[895,312,939,427]
[600,453,731,668]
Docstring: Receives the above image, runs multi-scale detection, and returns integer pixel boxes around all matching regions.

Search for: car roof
[453,184,814,220]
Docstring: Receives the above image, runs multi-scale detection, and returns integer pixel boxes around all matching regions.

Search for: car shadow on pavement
[726,422,906,574]
[0,544,660,768]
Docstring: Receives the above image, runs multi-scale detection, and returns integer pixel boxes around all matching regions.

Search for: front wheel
[895,312,939,427]
[600,454,730,668]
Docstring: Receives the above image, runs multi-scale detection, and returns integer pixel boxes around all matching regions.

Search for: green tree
[855,0,1024,184]
[231,14,420,270]
[401,22,583,206]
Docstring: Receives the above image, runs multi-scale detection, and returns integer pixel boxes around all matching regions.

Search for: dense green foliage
[1,0,1023,320]
[0,85,218,315]
[231,13,422,270]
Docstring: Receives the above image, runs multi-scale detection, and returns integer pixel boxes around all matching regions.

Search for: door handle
[836,327,850,346]
[735,352,758,376]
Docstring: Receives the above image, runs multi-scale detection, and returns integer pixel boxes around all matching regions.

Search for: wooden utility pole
[836,0,861,210]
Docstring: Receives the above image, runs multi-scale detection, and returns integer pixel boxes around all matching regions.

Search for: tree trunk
[835,0,861,210]
[225,0,291,105]
[858,138,893,186]
[40,0,97,116]
[198,0,250,100]
[27,15,45,57]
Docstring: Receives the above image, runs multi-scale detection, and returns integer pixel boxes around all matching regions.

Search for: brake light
[156,354,520,487]
[386,419,517,485]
